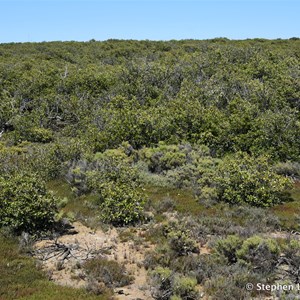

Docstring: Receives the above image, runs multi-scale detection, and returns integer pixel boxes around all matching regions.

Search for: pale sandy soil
[34,222,154,299]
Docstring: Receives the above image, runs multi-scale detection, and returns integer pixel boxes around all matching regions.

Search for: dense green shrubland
[0,39,299,159]
[0,39,300,299]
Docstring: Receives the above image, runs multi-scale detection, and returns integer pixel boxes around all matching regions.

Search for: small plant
[237,236,280,274]
[83,258,134,288]
[168,229,199,256]
[204,274,249,300]
[163,222,199,256]
[150,267,173,300]
[150,267,199,300]
[172,275,198,300]
[86,279,109,295]
[56,260,65,271]
[214,235,243,264]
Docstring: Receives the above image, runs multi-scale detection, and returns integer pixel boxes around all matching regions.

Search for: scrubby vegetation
[0,38,300,299]
[83,258,134,289]
[0,172,58,234]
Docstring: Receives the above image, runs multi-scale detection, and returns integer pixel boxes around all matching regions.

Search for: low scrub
[83,258,133,288]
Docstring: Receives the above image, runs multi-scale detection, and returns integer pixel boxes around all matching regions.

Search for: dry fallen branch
[34,239,109,263]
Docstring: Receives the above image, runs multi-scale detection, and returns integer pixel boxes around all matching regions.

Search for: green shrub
[172,275,198,299]
[94,141,136,163]
[139,142,187,173]
[87,156,140,190]
[214,235,243,264]
[168,229,199,257]
[237,236,280,274]
[163,222,199,256]
[97,181,146,226]
[67,154,140,196]
[150,268,199,300]
[204,274,250,300]
[0,172,58,234]
[197,186,218,207]
[66,159,90,195]
[192,254,229,284]
[27,143,64,180]
[12,124,54,143]
[215,152,292,207]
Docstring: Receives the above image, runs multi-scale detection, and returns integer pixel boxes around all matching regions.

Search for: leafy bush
[192,254,228,284]
[0,172,58,233]
[0,142,28,175]
[66,159,91,195]
[11,121,54,143]
[204,274,251,300]
[96,181,146,226]
[87,156,140,190]
[144,240,173,271]
[26,127,54,143]
[77,154,147,226]
[66,150,141,195]
[139,142,187,173]
[215,152,292,207]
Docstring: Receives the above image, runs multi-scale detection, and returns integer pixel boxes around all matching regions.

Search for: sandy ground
[34,222,154,299]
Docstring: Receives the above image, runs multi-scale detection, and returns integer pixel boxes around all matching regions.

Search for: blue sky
[0,0,299,43]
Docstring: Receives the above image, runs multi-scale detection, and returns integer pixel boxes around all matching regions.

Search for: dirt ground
[34,222,154,299]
